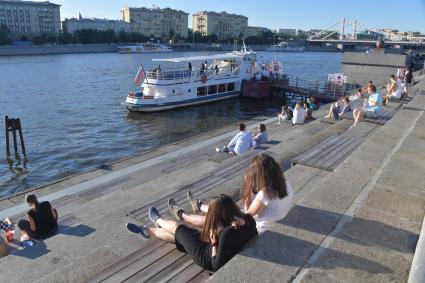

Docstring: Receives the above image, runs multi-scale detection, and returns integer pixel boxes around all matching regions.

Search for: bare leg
[181,212,206,227]
[353,109,363,127]
[147,227,175,242]
[156,218,179,235]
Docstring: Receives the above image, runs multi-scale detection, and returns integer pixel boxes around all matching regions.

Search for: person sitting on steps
[382,75,402,104]
[18,194,58,240]
[325,96,351,120]
[277,105,293,125]
[292,103,305,126]
[126,194,258,272]
[304,103,315,122]
[350,84,382,129]
[252,124,268,147]
[216,123,253,155]
[167,154,293,234]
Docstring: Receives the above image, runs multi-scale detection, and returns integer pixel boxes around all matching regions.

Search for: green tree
[0,23,11,45]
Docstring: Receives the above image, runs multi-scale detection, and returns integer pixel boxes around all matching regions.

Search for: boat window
[218,84,226,93]
[227,82,235,92]
[208,85,217,95]
[197,87,207,97]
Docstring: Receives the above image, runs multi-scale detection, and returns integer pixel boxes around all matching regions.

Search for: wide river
[0,51,341,197]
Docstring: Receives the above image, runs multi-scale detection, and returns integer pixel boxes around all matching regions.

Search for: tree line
[0,24,339,46]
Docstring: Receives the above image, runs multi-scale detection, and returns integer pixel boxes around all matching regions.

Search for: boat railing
[145,65,240,81]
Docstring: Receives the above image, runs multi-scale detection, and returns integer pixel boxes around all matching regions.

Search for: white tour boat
[125,47,257,112]
[118,42,172,53]
[266,42,304,52]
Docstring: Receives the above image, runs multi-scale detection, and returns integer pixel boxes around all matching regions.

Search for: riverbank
[0,43,341,56]
[0,77,423,282]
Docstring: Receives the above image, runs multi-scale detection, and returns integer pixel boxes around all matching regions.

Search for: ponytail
[25,194,40,211]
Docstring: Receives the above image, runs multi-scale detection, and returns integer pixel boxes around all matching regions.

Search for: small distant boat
[266,42,304,52]
[118,43,172,53]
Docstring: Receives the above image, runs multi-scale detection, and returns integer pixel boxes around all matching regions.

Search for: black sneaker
[168,198,184,221]
[126,223,150,239]
[187,191,201,213]
[148,207,161,228]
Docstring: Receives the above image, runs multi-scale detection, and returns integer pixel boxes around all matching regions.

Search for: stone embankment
[0,78,424,282]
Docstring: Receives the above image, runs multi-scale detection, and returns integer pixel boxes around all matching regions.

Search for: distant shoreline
[0,44,340,56]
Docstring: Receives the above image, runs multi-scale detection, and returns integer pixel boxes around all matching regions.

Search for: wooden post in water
[4,116,9,157]
[4,116,26,158]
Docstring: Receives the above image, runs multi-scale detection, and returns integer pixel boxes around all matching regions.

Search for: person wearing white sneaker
[175,154,293,234]
[215,123,253,155]
[129,195,257,272]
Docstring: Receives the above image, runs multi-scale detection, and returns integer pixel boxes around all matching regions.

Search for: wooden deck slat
[292,136,363,172]
[102,243,177,283]
[123,249,186,283]
[320,138,363,170]
[84,240,167,283]
[167,263,206,283]
[144,255,195,283]
[307,136,355,165]
[293,136,339,164]
[161,152,207,174]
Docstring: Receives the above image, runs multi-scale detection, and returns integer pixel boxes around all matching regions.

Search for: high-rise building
[193,11,248,40]
[0,0,61,38]
[63,14,131,35]
[120,6,188,38]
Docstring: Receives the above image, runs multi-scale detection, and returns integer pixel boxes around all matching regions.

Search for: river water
[0,51,341,197]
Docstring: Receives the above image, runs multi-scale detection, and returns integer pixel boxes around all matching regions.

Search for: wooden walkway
[292,135,364,171]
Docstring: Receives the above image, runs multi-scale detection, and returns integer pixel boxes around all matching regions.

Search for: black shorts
[175,225,213,271]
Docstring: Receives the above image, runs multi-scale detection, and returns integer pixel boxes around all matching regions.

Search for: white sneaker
[215,147,222,153]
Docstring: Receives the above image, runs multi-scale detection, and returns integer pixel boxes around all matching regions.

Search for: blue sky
[40,0,425,33]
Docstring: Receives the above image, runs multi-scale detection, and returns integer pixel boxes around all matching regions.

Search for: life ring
[201,75,207,83]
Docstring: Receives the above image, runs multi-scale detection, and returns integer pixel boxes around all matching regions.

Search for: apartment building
[63,14,131,34]
[193,11,248,40]
[0,0,60,37]
[120,6,188,38]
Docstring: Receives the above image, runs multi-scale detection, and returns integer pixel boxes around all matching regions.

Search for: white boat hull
[126,91,240,112]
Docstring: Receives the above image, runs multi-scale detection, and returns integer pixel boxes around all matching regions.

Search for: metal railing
[285,75,359,99]
[145,65,240,81]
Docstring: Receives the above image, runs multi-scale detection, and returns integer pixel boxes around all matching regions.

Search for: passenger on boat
[252,124,268,147]
[277,106,293,125]
[216,123,253,155]
[200,62,205,75]
[215,65,219,75]
[18,194,58,240]
[292,103,305,125]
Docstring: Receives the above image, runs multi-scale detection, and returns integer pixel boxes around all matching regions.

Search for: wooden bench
[291,135,363,171]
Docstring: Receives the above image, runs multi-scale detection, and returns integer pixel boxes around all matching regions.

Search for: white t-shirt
[227,131,253,155]
[252,181,294,233]
[292,107,305,125]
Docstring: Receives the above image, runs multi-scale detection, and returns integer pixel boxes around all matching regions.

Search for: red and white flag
[134,65,145,85]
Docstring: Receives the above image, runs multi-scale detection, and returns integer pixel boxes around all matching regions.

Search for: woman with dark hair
[18,194,58,239]
[126,194,257,271]
[169,154,293,234]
